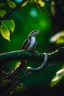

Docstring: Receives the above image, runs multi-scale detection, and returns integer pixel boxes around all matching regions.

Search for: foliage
[0,10,6,17]
[50,31,64,87]
[0,0,16,41]
[0,0,50,41]
[50,31,64,44]
[7,0,16,8]
[0,23,10,41]
[50,67,64,87]
[0,19,15,41]
[10,83,25,95]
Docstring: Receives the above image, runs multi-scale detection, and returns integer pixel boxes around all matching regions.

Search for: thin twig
[6,72,30,96]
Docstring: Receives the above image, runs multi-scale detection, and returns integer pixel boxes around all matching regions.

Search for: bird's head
[28,30,40,37]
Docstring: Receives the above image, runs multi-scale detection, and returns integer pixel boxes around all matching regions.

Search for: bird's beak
[35,30,40,36]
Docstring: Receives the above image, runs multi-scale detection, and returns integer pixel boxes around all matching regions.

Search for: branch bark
[0,47,64,65]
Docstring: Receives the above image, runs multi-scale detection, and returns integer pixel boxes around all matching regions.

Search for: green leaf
[2,19,15,33]
[10,83,25,95]
[0,2,5,7]
[7,0,16,8]
[0,10,6,17]
[28,0,45,7]
[0,24,10,41]
[21,1,28,7]
[50,68,64,87]
[37,0,45,7]
[15,61,21,70]
[56,37,64,44]
[2,79,10,87]
[0,79,10,88]
[56,68,64,77]
[50,31,64,44]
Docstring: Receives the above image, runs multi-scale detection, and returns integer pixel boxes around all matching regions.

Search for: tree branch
[0,0,26,20]
[0,47,64,65]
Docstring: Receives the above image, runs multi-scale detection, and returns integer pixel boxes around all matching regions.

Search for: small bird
[22,30,40,51]
[13,30,40,76]
[21,30,48,74]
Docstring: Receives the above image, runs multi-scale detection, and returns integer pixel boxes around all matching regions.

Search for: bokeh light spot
[38,1,45,7]
[40,20,47,28]
[15,0,23,3]
[30,8,38,18]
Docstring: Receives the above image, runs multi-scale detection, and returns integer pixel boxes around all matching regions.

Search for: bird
[12,30,40,77]
[21,30,48,74]
[21,30,40,51]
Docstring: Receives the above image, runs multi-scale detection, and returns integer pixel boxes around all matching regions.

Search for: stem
[6,73,30,96]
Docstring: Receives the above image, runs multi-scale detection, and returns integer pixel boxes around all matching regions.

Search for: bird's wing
[21,39,30,50]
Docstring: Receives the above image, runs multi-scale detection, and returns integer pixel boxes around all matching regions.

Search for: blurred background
[0,0,64,96]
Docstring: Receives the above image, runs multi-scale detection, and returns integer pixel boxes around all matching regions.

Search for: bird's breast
[26,36,36,51]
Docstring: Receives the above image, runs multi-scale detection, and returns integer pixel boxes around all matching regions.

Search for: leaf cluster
[0,0,16,41]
